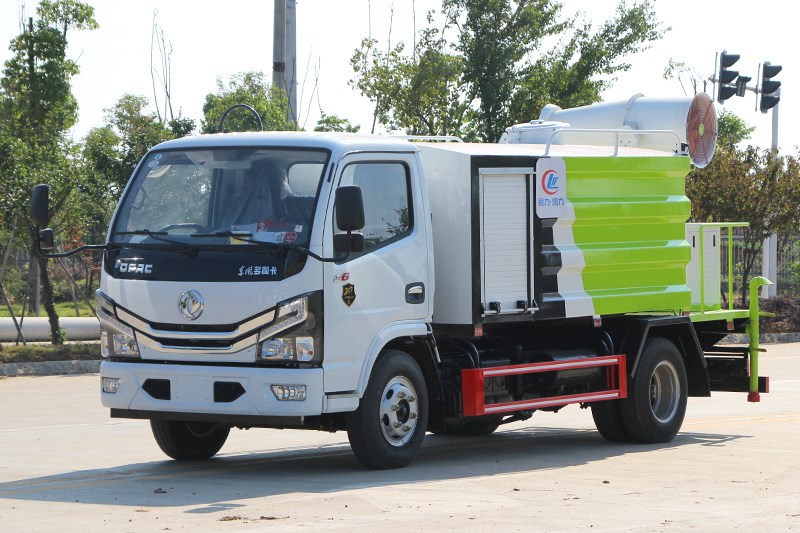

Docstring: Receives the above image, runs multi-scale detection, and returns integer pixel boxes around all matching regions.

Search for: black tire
[620,338,688,443]
[347,350,429,469]
[591,399,632,442]
[150,420,230,460]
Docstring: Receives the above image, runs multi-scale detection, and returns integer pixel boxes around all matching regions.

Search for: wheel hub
[649,360,680,424]
[379,376,419,447]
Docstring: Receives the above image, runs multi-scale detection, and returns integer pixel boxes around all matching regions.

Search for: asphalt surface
[0,343,798,532]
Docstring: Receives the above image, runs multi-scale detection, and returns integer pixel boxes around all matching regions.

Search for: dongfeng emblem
[178,289,204,320]
[342,283,356,307]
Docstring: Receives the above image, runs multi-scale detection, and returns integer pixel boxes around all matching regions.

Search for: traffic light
[717,51,740,103]
[760,62,782,112]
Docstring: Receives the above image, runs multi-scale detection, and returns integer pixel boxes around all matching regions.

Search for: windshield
[111,148,328,248]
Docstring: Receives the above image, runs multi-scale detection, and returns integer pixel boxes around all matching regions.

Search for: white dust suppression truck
[31,93,771,469]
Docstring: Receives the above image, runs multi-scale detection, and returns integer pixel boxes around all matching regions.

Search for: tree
[351,16,477,138]
[0,0,97,344]
[353,1,664,142]
[510,2,664,127]
[201,71,295,133]
[314,112,360,133]
[686,146,800,304]
[717,109,755,150]
[443,0,565,141]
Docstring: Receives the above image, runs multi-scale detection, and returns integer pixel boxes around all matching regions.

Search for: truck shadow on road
[0,427,746,513]
[0,425,750,509]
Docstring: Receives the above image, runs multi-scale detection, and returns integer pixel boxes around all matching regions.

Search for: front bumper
[100,361,324,418]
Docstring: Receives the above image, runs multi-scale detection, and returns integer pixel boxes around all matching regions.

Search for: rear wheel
[620,338,687,443]
[347,350,429,469]
[591,399,632,442]
[150,420,230,460]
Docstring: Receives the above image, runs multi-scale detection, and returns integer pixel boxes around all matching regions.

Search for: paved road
[1,344,798,532]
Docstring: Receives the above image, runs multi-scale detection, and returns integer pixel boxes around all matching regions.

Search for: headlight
[257,293,322,364]
[96,292,140,358]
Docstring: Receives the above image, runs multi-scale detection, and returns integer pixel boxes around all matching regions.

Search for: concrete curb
[0,360,101,377]
[722,332,800,344]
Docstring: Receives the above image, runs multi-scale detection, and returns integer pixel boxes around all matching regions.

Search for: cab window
[336,162,412,251]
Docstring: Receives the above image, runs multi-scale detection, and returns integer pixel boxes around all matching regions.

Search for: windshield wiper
[114,230,198,255]
[190,230,346,262]
[191,230,293,252]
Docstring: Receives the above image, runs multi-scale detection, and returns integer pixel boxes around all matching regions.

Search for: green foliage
[717,109,755,149]
[201,71,295,133]
[0,0,97,345]
[353,1,665,142]
[0,342,100,363]
[314,112,360,133]
[687,147,800,303]
[511,1,664,128]
[351,20,476,138]
[443,0,566,141]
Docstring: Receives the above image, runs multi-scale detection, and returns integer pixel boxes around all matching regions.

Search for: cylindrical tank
[502,92,718,168]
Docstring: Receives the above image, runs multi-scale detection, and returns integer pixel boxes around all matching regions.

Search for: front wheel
[620,338,688,443]
[347,350,429,469]
[150,420,230,460]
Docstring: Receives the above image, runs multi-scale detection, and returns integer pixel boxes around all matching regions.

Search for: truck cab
[93,133,434,464]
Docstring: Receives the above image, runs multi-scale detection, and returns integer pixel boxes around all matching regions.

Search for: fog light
[102,377,121,394]
[270,384,307,401]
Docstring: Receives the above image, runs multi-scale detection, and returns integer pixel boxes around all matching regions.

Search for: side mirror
[335,186,365,232]
[38,229,55,251]
[30,184,50,227]
[333,233,365,254]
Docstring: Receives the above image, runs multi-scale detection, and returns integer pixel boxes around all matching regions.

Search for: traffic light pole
[763,98,779,298]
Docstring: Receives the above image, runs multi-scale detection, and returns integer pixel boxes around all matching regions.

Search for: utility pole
[272,0,297,126]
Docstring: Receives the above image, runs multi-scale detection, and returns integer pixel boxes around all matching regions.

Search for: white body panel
[417,146,474,325]
[686,224,721,309]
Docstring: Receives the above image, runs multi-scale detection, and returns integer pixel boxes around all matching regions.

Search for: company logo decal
[238,265,278,277]
[541,169,560,195]
[178,290,204,320]
[535,157,567,219]
[333,272,350,283]
[342,283,356,307]
[114,259,152,274]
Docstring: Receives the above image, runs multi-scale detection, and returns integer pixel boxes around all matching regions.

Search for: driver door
[322,153,431,393]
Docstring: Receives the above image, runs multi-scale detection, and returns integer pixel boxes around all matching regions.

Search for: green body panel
[564,156,692,316]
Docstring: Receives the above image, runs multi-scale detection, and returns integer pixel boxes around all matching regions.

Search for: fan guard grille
[686,93,717,168]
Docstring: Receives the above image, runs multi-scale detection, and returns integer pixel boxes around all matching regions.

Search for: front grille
[155,338,234,349]
[148,322,238,333]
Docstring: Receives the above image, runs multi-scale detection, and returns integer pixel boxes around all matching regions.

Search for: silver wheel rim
[650,360,680,424]
[379,375,419,447]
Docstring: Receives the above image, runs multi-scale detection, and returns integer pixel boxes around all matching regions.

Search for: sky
[0,0,796,152]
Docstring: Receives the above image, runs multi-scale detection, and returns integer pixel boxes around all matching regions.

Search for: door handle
[405,283,425,304]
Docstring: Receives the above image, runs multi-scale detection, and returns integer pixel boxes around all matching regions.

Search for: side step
[462,355,627,417]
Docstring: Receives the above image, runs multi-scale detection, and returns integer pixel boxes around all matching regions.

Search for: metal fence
[720,229,800,298]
